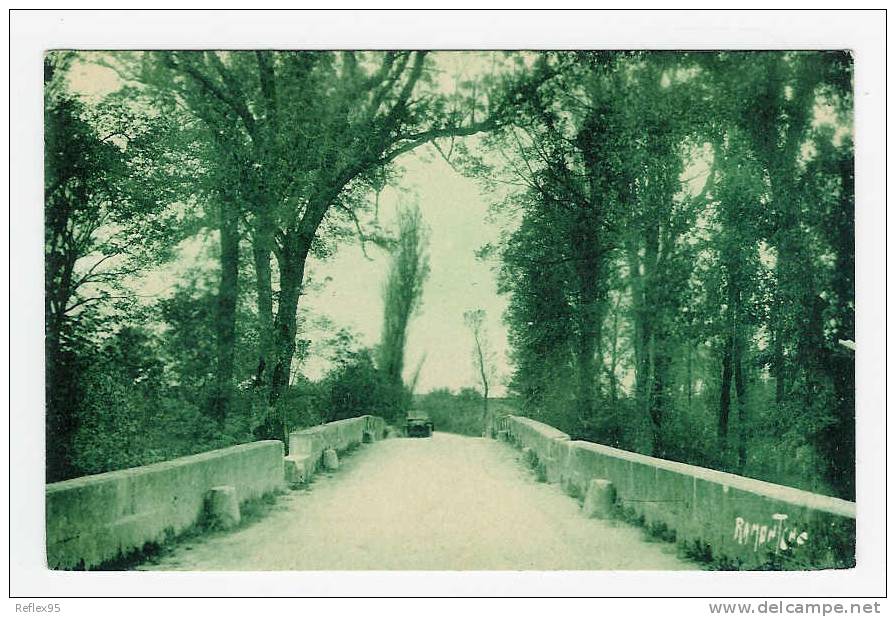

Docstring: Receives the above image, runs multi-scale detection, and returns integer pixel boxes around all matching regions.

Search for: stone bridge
[45,414,855,571]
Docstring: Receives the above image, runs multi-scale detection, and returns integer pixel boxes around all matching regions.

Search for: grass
[564,479,584,501]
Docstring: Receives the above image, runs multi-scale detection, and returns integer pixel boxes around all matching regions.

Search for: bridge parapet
[46,415,390,570]
[500,416,570,483]
[46,440,284,570]
[498,415,856,569]
[286,415,386,484]
[288,415,385,457]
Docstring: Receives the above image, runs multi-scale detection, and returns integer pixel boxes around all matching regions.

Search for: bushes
[251,345,408,443]
[70,363,259,477]
[322,348,408,424]
[57,322,259,478]
[71,366,149,475]
[324,349,386,421]
[416,388,486,436]
[51,313,408,480]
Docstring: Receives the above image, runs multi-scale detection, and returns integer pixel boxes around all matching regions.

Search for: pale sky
[302,147,511,395]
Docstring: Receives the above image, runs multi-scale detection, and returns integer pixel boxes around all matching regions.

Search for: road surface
[139,432,699,570]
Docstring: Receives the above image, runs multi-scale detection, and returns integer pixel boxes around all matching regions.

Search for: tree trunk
[771,275,786,405]
[823,348,854,499]
[819,168,855,499]
[686,342,693,414]
[649,333,672,459]
[482,382,489,428]
[640,223,661,444]
[575,312,597,430]
[571,205,601,433]
[212,199,240,423]
[635,310,653,418]
[252,249,305,444]
[768,173,798,407]
[608,295,621,404]
[733,333,748,472]
[251,224,275,389]
[626,241,649,413]
[269,245,308,406]
[45,325,74,482]
[45,232,79,481]
[718,339,733,463]
[574,114,611,435]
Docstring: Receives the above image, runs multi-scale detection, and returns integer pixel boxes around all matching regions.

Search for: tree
[485,52,706,450]
[611,53,706,457]
[477,50,853,496]
[124,51,515,440]
[378,204,430,422]
[802,126,855,498]
[499,196,577,430]
[44,53,191,480]
[479,52,623,435]
[45,66,122,478]
[463,309,495,424]
[323,348,392,423]
[709,132,765,471]
[703,51,855,495]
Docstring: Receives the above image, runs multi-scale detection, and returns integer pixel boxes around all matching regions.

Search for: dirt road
[139,432,699,570]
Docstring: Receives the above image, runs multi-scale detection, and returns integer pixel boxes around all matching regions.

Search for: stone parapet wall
[46,440,284,570]
[498,415,856,569]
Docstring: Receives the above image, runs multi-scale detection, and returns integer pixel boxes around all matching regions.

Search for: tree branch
[380,117,497,165]
[165,52,257,138]
[336,203,378,260]
[255,51,278,131]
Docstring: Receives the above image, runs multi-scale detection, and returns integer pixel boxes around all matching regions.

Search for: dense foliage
[414,388,499,437]
[44,51,508,480]
[473,51,854,499]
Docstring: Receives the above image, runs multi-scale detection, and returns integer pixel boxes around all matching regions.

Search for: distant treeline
[413,389,516,437]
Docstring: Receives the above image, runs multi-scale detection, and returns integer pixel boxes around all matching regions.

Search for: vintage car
[405,413,434,438]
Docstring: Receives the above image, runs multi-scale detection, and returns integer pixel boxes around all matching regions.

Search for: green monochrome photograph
[41,47,857,574]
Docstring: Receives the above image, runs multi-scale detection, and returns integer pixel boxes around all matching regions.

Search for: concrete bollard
[323,448,339,471]
[284,455,312,485]
[582,479,616,519]
[205,485,241,529]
